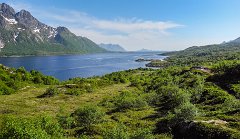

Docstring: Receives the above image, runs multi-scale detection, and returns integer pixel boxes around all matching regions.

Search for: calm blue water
[0,52,165,80]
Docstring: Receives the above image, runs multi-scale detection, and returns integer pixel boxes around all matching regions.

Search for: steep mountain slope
[0,3,106,56]
[99,43,126,52]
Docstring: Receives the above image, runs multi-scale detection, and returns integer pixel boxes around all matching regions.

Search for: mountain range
[0,3,106,56]
[98,43,126,52]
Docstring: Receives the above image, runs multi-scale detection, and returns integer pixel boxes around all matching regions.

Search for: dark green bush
[172,102,198,123]
[0,81,15,95]
[155,85,191,112]
[114,91,147,111]
[67,88,83,96]
[57,115,75,129]
[43,76,60,85]
[103,124,129,139]
[33,76,44,84]
[72,105,104,128]
[184,122,240,139]
[40,86,60,97]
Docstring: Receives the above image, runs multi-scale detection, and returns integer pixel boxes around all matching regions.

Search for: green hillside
[0,59,239,138]
[0,27,105,56]
[162,42,240,66]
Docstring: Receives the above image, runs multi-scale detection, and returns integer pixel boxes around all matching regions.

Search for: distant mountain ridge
[0,3,106,56]
[99,43,126,52]
[137,48,154,52]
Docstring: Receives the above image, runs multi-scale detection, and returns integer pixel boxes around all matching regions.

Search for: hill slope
[0,3,106,56]
[161,37,240,65]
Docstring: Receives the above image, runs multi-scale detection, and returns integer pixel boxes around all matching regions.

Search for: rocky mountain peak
[0,3,15,18]
[15,9,43,29]
[56,26,69,33]
[16,10,32,19]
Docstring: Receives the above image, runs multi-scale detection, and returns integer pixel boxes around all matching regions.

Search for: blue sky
[1,0,240,51]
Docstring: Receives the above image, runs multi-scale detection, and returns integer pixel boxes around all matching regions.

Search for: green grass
[0,84,129,117]
[0,83,164,138]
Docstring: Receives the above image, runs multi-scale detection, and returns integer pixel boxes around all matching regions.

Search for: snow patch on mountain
[1,15,17,24]
[13,32,19,41]
[0,39,4,49]
[33,27,40,33]
[48,29,58,38]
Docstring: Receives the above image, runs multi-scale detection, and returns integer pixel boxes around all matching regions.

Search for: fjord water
[0,52,165,80]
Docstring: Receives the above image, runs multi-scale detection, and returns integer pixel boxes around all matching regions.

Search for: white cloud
[91,19,182,34]
[8,1,184,51]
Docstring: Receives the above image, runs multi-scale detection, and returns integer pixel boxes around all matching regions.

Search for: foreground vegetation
[0,57,240,138]
[1,41,240,138]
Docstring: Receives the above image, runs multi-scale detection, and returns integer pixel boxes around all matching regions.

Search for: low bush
[67,88,83,96]
[131,128,155,139]
[114,91,147,111]
[172,102,198,123]
[103,124,129,139]
[72,105,104,128]
[39,86,60,97]
[0,81,15,95]
[185,122,240,139]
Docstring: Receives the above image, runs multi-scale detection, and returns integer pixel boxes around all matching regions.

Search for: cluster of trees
[0,65,59,95]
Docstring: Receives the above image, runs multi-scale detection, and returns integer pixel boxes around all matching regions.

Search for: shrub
[85,85,94,93]
[0,81,15,95]
[114,91,147,111]
[155,85,191,112]
[222,97,240,112]
[172,102,198,123]
[131,128,155,139]
[67,88,83,96]
[183,122,240,139]
[103,124,129,139]
[57,115,75,129]
[230,84,240,99]
[72,105,104,128]
[43,76,59,85]
[40,86,60,97]
[33,76,43,84]
[38,116,64,137]
[0,116,64,139]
